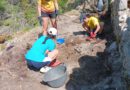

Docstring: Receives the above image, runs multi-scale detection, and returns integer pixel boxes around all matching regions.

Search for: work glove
[38,16,43,26]
[90,32,96,38]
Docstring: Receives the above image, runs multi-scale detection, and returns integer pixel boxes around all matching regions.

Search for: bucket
[43,64,67,88]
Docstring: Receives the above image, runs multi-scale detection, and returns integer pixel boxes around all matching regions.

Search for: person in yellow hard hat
[82,14,104,39]
[37,0,59,36]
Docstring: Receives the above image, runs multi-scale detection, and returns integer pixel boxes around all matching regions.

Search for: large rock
[110,72,127,90]
[111,0,130,88]
[119,0,127,10]
[107,42,117,53]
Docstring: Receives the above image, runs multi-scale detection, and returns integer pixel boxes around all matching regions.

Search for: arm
[54,0,59,10]
[94,23,100,34]
[45,50,50,55]
[82,22,90,32]
[37,0,41,16]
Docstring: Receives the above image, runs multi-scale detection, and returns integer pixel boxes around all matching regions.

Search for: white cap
[47,27,57,36]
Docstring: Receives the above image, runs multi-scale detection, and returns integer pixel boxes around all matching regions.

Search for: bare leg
[48,49,59,60]
[50,18,58,37]
[99,22,104,34]
[50,18,57,29]
[42,17,49,35]
[40,49,59,73]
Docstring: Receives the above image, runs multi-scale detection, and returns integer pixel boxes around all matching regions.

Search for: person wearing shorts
[37,0,59,35]
[25,28,59,72]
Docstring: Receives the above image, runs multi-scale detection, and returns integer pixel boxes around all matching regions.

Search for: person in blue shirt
[25,27,58,72]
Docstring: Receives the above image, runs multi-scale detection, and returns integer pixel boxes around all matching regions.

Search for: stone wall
[111,0,130,84]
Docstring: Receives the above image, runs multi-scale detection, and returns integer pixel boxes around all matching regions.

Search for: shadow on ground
[65,52,112,90]
[73,31,86,36]
[65,15,116,90]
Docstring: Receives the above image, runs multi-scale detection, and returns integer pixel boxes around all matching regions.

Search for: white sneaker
[40,66,52,73]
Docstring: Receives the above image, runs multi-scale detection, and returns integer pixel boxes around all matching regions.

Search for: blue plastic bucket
[56,38,65,44]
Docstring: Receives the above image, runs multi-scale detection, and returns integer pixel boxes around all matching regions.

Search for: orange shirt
[38,0,55,13]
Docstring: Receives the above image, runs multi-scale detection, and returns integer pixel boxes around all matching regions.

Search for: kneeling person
[25,28,58,72]
[82,14,104,39]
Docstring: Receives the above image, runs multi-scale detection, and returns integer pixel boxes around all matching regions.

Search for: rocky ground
[0,10,125,90]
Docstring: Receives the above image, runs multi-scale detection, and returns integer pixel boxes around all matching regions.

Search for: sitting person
[25,27,58,73]
[82,14,104,39]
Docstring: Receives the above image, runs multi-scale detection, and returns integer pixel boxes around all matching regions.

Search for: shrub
[0,0,6,12]
[19,0,38,26]
[58,0,68,13]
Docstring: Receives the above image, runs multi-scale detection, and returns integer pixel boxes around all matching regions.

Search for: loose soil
[0,10,114,90]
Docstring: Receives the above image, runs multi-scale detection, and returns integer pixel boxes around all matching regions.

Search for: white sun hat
[47,27,57,36]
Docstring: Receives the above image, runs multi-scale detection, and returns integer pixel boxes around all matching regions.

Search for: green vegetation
[19,0,38,26]
[24,6,38,26]
[58,0,84,13]
[58,0,68,13]
[0,0,38,33]
[3,19,13,26]
[0,0,6,12]
[0,44,6,51]
[0,0,69,34]
[23,27,31,32]
[5,35,13,41]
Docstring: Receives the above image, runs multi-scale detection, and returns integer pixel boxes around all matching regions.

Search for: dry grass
[0,44,6,51]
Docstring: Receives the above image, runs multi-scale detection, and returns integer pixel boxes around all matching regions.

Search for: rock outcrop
[111,0,130,87]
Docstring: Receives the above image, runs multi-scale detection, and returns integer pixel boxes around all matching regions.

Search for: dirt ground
[0,10,114,90]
